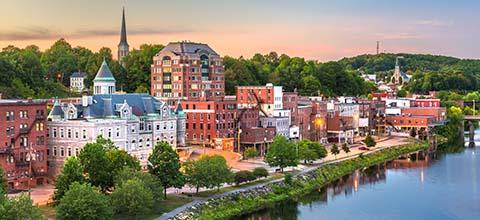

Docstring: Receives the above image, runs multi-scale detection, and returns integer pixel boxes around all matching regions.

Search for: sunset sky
[0,0,478,61]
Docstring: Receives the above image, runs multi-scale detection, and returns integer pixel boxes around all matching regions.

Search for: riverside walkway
[157,135,411,220]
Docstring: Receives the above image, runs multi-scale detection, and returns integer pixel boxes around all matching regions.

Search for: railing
[0,147,13,155]
[15,161,29,167]
[19,128,29,134]
[35,114,45,120]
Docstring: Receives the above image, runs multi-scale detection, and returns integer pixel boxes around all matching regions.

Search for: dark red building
[0,99,48,190]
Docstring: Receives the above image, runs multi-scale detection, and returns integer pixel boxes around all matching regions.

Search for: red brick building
[182,97,237,146]
[236,84,283,116]
[386,115,435,129]
[401,107,446,122]
[0,99,48,190]
[310,100,328,143]
[151,42,225,105]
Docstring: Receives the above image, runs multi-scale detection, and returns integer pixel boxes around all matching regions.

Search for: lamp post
[26,143,36,199]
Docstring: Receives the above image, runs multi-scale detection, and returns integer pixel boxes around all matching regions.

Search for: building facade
[0,99,48,190]
[69,72,86,93]
[151,42,225,104]
[236,84,283,117]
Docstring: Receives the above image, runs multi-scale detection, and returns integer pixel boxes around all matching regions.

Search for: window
[67,147,72,157]
[67,129,72,138]
[60,147,65,157]
[53,147,57,156]
[60,129,64,138]
[116,128,120,137]
[53,128,57,138]
[82,129,87,139]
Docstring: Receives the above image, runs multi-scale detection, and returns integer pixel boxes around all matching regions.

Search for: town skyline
[1,0,479,61]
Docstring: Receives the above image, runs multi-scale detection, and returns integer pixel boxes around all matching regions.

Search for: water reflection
[235,147,480,220]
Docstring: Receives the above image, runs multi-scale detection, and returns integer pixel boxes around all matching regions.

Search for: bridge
[463,115,480,148]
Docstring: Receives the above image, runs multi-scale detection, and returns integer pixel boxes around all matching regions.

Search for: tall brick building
[0,99,48,190]
[151,42,225,104]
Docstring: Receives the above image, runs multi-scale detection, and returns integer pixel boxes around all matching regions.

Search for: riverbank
[171,141,429,220]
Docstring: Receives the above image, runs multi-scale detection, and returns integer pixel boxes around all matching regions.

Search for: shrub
[364,135,376,147]
[234,171,255,185]
[253,167,268,179]
[284,173,293,186]
[244,147,258,159]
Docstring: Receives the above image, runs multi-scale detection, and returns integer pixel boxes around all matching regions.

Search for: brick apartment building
[151,41,225,104]
[401,107,446,122]
[0,99,48,190]
[181,97,237,148]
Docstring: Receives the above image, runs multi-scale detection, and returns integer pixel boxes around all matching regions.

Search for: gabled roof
[93,59,116,82]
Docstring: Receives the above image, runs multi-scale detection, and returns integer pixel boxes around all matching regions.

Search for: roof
[71,72,86,78]
[159,42,218,56]
[93,59,116,82]
[48,94,170,119]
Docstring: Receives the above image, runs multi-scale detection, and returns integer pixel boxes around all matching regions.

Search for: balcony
[35,114,45,120]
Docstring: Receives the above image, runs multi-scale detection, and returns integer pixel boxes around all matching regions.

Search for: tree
[53,157,84,203]
[184,155,233,193]
[107,148,141,177]
[0,193,42,220]
[253,167,269,179]
[309,142,327,159]
[78,140,112,192]
[364,135,377,148]
[114,167,163,202]
[244,147,258,159]
[298,140,318,163]
[342,143,351,154]
[330,144,340,159]
[396,89,407,97]
[148,141,184,199]
[0,167,7,196]
[111,179,153,218]
[265,136,298,172]
[234,171,255,186]
[56,182,113,220]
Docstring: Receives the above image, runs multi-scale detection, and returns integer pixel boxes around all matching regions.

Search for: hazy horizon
[1,0,479,61]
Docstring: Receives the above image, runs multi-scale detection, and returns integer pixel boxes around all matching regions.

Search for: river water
[236,140,479,219]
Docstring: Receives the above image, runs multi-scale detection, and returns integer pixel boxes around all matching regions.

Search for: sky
[0,0,479,61]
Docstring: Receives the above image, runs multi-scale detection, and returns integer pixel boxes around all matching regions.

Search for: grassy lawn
[184,173,285,198]
[115,195,192,220]
[40,195,192,220]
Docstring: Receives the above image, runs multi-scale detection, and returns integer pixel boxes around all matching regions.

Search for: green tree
[0,194,42,220]
[123,44,164,92]
[56,182,113,220]
[330,144,340,159]
[111,179,153,218]
[264,136,298,172]
[253,167,269,179]
[148,141,184,199]
[53,157,84,203]
[364,135,376,148]
[244,147,258,159]
[309,142,327,159]
[234,171,255,186]
[78,140,112,192]
[298,140,317,163]
[114,167,163,202]
[107,148,141,177]
[184,155,232,193]
[0,167,7,196]
[342,143,351,154]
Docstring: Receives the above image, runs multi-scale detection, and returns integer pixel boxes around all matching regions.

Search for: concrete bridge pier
[468,121,475,148]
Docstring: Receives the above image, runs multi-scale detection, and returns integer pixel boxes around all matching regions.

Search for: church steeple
[118,7,129,66]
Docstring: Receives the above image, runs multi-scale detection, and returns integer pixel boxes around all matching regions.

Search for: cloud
[0,26,195,41]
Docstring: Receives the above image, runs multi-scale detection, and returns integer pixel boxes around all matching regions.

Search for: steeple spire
[119,7,128,46]
[118,7,129,66]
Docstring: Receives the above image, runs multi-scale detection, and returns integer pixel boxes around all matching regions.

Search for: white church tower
[93,59,116,95]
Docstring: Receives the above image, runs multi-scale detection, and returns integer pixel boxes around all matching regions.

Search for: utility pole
[376,41,380,55]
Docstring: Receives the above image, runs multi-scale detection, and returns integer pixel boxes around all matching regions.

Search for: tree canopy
[148,141,184,199]
[264,136,298,172]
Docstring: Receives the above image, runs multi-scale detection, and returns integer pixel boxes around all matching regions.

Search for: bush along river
[170,142,438,220]
[234,143,479,220]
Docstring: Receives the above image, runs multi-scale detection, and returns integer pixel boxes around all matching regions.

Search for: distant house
[70,72,87,93]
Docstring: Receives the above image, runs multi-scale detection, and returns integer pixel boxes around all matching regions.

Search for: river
[235,140,479,219]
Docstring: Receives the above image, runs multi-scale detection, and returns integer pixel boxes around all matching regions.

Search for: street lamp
[26,143,36,199]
